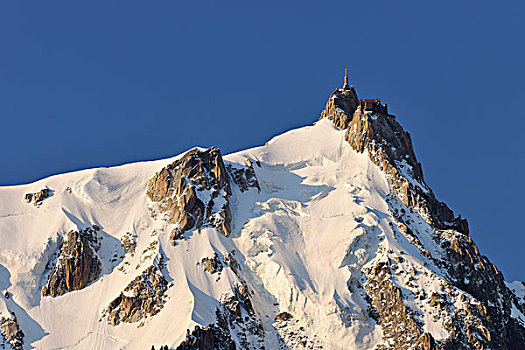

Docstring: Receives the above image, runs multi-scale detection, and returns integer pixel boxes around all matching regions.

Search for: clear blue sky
[1,2,524,281]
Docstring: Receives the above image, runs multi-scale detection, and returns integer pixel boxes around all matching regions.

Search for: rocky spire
[318,76,525,349]
[319,70,359,129]
[319,79,469,234]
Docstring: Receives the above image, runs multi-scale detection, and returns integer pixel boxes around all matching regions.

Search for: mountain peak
[319,78,469,234]
[0,75,524,349]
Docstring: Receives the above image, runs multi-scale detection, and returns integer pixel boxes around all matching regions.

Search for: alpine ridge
[0,76,524,349]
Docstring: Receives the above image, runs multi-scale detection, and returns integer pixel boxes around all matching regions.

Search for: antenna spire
[343,68,350,89]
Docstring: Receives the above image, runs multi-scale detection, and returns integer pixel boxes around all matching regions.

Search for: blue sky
[1,1,524,281]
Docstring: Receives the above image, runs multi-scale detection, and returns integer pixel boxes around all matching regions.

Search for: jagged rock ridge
[320,82,525,349]
[147,147,233,242]
[106,265,168,325]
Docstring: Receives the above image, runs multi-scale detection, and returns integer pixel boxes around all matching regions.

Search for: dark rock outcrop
[176,325,236,350]
[216,283,263,349]
[24,188,51,206]
[0,315,24,350]
[198,251,240,277]
[200,253,223,275]
[227,157,261,193]
[223,252,240,274]
[106,265,168,325]
[384,195,525,349]
[220,283,256,319]
[42,226,101,297]
[147,147,232,243]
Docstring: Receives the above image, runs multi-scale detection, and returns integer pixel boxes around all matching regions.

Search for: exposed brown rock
[201,253,223,274]
[415,333,439,350]
[0,315,24,350]
[24,188,51,206]
[216,283,262,349]
[121,231,137,256]
[439,231,525,349]
[319,86,359,129]
[365,261,432,349]
[275,312,292,322]
[147,147,232,243]
[107,265,168,325]
[344,106,464,232]
[223,251,240,274]
[42,226,101,297]
[24,193,32,203]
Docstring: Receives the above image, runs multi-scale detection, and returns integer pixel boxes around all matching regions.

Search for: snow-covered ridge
[0,108,523,349]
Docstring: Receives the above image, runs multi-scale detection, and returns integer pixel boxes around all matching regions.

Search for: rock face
[320,87,525,349]
[106,265,168,325]
[440,230,525,348]
[0,315,24,350]
[147,147,232,242]
[175,277,263,350]
[365,261,438,350]
[227,157,261,193]
[319,86,359,129]
[42,226,101,297]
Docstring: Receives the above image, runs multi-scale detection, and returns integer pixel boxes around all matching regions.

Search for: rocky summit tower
[319,69,359,129]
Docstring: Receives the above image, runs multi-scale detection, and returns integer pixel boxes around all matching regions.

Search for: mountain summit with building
[0,71,524,350]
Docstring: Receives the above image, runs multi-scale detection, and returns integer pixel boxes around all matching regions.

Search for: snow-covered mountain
[1,80,525,350]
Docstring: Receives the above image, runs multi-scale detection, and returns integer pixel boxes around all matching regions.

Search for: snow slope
[227,119,388,348]
[0,118,521,349]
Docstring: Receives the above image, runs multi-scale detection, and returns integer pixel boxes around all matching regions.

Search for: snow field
[0,118,518,349]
